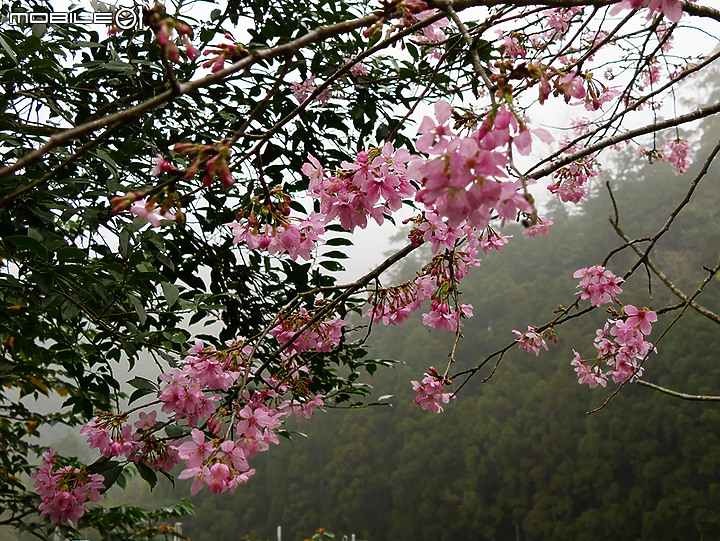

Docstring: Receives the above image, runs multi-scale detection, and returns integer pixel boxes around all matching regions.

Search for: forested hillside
[177,111,720,541]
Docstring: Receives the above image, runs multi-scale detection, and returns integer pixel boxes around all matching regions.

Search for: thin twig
[636,379,720,401]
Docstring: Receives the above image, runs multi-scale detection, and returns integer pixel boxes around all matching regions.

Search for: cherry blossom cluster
[365,232,480,335]
[229,143,415,261]
[227,189,327,262]
[305,143,415,232]
[513,326,550,356]
[546,7,584,35]
[67,337,329,508]
[549,155,601,204]
[639,138,693,176]
[32,448,105,525]
[270,307,346,355]
[420,249,479,331]
[80,410,180,473]
[364,276,432,326]
[573,265,624,306]
[573,304,657,388]
[291,76,332,105]
[410,367,454,414]
[661,139,692,175]
[497,30,527,59]
[407,9,449,48]
[346,58,369,78]
[480,228,513,253]
[173,383,325,495]
[521,216,553,239]
[411,101,542,230]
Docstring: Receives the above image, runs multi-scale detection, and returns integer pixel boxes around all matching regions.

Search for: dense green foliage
[181,126,720,541]
[0,1,407,537]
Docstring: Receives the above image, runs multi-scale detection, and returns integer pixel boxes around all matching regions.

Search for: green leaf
[127,293,147,326]
[4,235,49,260]
[322,250,349,259]
[325,237,353,246]
[0,34,18,65]
[56,246,87,261]
[95,460,124,491]
[135,462,158,491]
[162,282,180,308]
[129,387,155,404]
[165,425,186,438]
[127,376,157,391]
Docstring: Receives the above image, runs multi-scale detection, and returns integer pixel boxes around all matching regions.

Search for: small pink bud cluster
[202,33,248,72]
[174,139,235,187]
[573,265,624,306]
[573,305,657,387]
[410,367,454,413]
[345,58,368,78]
[148,8,196,62]
[110,191,142,214]
[32,448,105,525]
[270,308,346,355]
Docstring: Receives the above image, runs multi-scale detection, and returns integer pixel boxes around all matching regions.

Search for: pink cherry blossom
[32,448,105,525]
[623,305,658,336]
[416,100,455,154]
[513,326,549,356]
[571,351,608,389]
[573,265,624,306]
[522,216,553,239]
[411,368,454,413]
[421,301,473,333]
